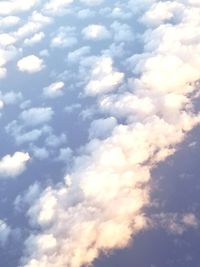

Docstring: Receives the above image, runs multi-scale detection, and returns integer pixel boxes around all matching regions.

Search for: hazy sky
[0,1,200,267]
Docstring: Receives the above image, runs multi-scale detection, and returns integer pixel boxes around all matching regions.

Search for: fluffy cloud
[150,212,199,235]
[19,107,54,127]
[85,56,124,95]
[0,152,30,178]
[17,55,44,73]
[89,117,117,139]
[20,1,200,267]
[0,220,11,246]
[24,32,45,46]
[0,0,39,16]
[67,46,91,63]
[43,0,74,15]
[0,33,16,47]
[0,16,20,28]
[80,0,104,6]
[51,27,77,48]
[82,24,111,40]
[0,91,23,105]
[43,81,65,98]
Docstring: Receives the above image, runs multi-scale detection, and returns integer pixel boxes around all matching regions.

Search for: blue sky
[0,0,200,267]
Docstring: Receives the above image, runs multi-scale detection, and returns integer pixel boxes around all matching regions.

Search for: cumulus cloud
[24,32,45,46]
[43,0,74,15]
[19,107,54,127]
[80,0,104,6]
[17,55,44,73]
[85,56,124,95]
[67,46,91,63]
[150,212,199,235]
[82,24,111,40]
[0,220,11,247]
[51,27,77,48]
[0,33,16,47]
[0,0,39,16]
[0,91,23,105]
[14,12,52,41]
[0,152,30,178]
[43,81,65,98]
[89,117,117,139]
[20,1,200,267]
[0,16,20,28]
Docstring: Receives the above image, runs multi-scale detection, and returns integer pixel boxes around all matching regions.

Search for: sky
[0,0,200,266]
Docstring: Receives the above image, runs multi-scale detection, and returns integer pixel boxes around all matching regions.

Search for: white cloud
[150,212,199,235]
[43,81,65,98]
[80,0,104,6]
[67,46,91,63]
[0,152,30,178]
[0,16,20,28]
[77,9,95,19]
[0,0,39,16]
[14,12,52,40]
[0,220,11,246]
[0,91,23,105]
[24,32,45,46]
[17,55,44,73]
[51,26,77,48]
[43,0,74,15]
[89,117,117,139]
[45,133,67,148]
[31,146,49,160]
[20,107,54,127]
[85,56,124,95]
[0,33,16,47]
[56,147,73,162]
[20,1,200,267]
[82,24,111,40]
[111,21,134,42]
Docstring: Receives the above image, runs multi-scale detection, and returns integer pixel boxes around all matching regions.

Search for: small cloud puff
[0,220,11,246]
[85,56,124,95]
[43,81,65,98]
[17,55,45,73]
[19,107,54,127]
[0,152,30,178]
[82,24,111,40]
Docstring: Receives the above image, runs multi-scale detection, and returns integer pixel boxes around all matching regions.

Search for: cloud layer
[18,1,200,267]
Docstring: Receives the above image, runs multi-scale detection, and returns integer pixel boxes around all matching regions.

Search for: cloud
[77,8,95,19]
[43,81,65,98]
[0,16,20,28]
[0,0,39,16]
[31,146,49,160]
[24,32,45,46]
[0,220,11,247]
[14,12,52,40]
[85,56,124,95]
[0,152,30,178]
[56,147,73,162]
[45,133,67,148]
[17,55,45,73]
[150,212,199,235]
[43,0,74,15]
[20,1,200,267]
[89,117,117,139]
[19,107,54,127]
[51,26,77,48]
[0,91,23,105]
[67,46,91,63]
[111,21,134,42]
[82,24,111,40]
[80,0,104,6]
[0,33,16,47]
